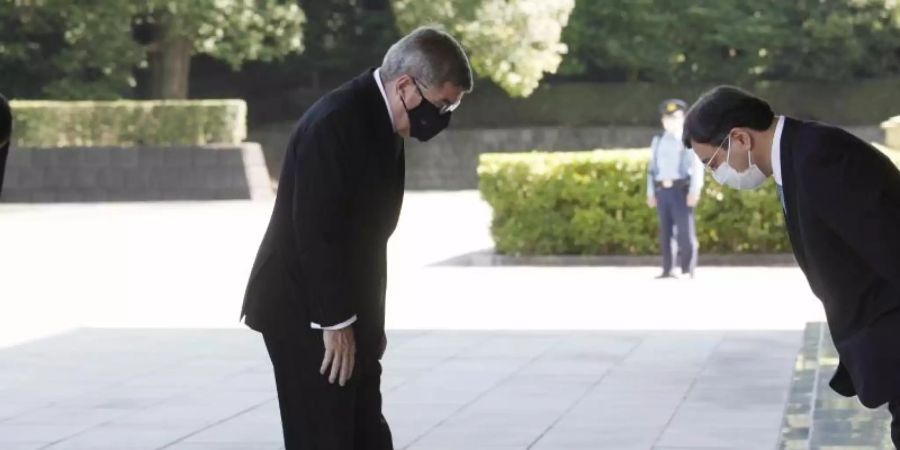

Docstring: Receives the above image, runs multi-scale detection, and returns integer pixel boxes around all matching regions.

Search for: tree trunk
[146,37,193,99]
[627,66,640,83]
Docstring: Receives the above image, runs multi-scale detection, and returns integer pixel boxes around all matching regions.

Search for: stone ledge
[779,322,893,449]
[2,143,273,203]
[433,248,797,267]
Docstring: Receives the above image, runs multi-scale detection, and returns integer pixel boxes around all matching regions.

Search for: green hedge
[478,149,900,256]
[9,100,247,147]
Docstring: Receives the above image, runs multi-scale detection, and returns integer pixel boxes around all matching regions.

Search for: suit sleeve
[801,133,900,292]
[291,118,361,328]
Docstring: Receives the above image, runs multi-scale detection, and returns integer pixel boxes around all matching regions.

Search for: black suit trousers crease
[264,331,393,450]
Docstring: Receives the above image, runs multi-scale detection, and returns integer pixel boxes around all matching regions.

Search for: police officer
[647,99,704,278]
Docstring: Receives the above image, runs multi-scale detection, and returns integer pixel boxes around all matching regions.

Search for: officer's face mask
[711,135,768,190]
[400,80,453,142]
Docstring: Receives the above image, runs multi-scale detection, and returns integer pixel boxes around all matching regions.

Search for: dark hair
[682,85,774,148]
[0,93,10,146]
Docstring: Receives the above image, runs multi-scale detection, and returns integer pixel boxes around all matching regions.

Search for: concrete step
[779,322,893,449]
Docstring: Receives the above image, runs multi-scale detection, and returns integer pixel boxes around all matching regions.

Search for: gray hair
[380,26,473,92]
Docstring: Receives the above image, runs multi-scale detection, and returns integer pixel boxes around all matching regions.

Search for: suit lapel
[382,133,405,233]
[395,138,405,211]
[780,118,808,270]
[354,69,406,234]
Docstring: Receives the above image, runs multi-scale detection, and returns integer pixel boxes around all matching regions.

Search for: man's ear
[394,75,418,108]
[731,129,753,148]
[394,74,413,88]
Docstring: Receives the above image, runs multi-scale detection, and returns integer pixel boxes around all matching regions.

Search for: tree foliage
[561,0,900,83]
[5,0,900,101]
[297,0,397,77]
[0,0,304,99]
[393,0,575,97]
[142,0,305,70]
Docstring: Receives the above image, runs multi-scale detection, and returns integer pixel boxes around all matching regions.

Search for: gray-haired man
[241,27,473,449]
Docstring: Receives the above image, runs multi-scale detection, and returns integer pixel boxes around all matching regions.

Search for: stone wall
[2,143,273,202]
[251,123,884,191]
[404,126,664,190]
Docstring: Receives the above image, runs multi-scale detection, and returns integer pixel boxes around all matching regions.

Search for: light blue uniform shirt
[647,131,704,198]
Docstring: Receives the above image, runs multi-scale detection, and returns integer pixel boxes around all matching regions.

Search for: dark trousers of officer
[656,181,698,276]
[263,332,393,450]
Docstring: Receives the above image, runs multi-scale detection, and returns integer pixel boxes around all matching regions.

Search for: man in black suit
[0,93,11,197]
[683,86,900,446]
[241,26,473,450]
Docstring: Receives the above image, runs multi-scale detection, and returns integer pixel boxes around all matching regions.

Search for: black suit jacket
[780,117,900,407]
[0,141,8,197]
[241,69,404,354]
[0,93,10,197]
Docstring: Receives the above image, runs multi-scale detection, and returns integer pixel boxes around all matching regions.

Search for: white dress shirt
[374,68,395,130]
[772,115,785,186]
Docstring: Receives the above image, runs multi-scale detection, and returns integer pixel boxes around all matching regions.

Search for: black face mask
[401,83,451,142]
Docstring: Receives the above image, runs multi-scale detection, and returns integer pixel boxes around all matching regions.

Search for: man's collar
[771,115,785,185]
[373,68,396,131]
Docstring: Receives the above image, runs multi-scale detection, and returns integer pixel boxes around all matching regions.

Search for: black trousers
[263,332,393,450]
[655,184,698,275]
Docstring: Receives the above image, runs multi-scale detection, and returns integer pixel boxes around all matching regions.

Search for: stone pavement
[0,192,825,347]
[0,191,829,448]
[0,328,801,450]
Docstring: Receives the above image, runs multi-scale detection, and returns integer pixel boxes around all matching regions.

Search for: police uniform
[647,99,704,277]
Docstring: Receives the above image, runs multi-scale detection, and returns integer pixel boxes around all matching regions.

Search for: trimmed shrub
[478,148,899,255]
[10,99,247,147]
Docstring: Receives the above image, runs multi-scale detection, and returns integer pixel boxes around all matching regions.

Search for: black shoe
[655,272,678,279]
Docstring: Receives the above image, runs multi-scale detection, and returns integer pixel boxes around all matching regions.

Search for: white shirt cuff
[310,315,357,330]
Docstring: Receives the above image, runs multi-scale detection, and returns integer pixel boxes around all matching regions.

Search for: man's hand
[647,196,657,208]
[321,327,356,387]
[687,194,699,208]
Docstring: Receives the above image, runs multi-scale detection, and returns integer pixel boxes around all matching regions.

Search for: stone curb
[433,249,797,267]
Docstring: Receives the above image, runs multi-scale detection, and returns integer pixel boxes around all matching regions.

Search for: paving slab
[0,328,802,450]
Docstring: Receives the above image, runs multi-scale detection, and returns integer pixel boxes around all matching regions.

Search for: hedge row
[478,148,900,255]
[10,100,247,147]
